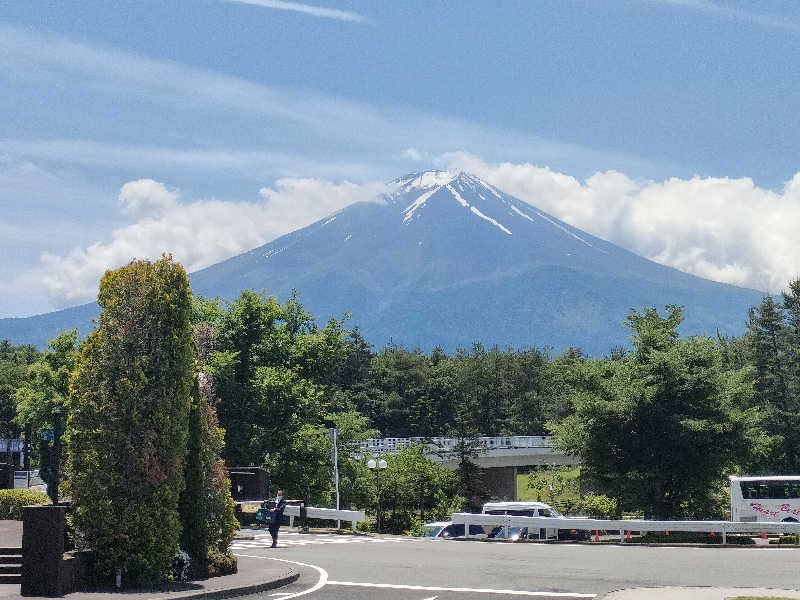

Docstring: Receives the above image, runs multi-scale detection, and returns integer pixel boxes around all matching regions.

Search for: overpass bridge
[357,436,579,499]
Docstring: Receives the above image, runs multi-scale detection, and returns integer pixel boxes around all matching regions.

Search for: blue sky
[2,1,800,317]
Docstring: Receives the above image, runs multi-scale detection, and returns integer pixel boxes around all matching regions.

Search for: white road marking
[326,581,596,597]
[232,531,410,549]
[235,554,328,599]
[421,596,438,600]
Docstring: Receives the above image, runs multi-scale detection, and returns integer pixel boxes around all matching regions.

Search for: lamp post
[50,407,63,505]
[367,457,387,533]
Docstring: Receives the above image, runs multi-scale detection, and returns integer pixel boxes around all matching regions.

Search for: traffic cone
[594,530,600,542]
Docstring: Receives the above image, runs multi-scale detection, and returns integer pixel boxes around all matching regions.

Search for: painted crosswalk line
[231,531,413,549]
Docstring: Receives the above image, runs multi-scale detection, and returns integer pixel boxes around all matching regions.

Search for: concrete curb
[143,568,299,600]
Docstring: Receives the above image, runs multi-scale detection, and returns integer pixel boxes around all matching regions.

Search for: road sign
[40,430,54,441]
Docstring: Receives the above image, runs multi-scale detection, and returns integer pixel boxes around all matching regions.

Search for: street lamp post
[50,407,63,505]
[367,457,387,533]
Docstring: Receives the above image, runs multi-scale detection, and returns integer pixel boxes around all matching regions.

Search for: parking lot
[232,527,800,599]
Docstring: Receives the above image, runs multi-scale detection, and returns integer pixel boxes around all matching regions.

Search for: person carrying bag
[268,489,287,548]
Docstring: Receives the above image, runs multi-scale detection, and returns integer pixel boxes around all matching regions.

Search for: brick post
[21,504,71,596]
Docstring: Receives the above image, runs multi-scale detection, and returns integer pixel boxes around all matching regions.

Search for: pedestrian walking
[268,489,286,548]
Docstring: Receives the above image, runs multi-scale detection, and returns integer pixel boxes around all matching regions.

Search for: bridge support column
[482,466,518,501]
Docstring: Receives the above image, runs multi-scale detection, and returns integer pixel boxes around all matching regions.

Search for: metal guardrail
[451,512,800,544]
[284,505,366,531]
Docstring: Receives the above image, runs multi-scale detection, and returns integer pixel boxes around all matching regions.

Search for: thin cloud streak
[0,24,662,180]
[224,0,373,23]
[651,0,800,34]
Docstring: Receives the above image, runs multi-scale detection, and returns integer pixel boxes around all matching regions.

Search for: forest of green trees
[3,277,800,530]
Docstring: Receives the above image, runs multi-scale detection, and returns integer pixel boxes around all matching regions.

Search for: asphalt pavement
[231,528,800,600]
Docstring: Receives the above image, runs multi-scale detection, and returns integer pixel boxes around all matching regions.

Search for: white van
[481,501,588,541]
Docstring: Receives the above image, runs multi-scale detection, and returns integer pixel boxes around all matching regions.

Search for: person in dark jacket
[268,490,286,548]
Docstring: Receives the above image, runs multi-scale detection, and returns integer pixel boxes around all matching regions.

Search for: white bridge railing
[359,436,553,455]
[284,505,366,531]
[451,512,800,544]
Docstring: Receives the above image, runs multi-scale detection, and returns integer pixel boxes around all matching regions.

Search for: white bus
[729,475,800,522]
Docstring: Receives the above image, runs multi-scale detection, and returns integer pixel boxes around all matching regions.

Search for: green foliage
[206,548,237,577]
[267,424,333,506]
[183,321,238,564]
[0,489,50,519]
[552,305,762,519]
[579,494,618,519]
[745,287,800,472]
[327,411,378,508]
[0,340,40,438]
[524,466,581,513]
[431,490,466,520]
[68,257,194,583]
[378,445,458,534]
[14,330,77,439]
[769,535,799,545]
[179,387,207,574]
[212,291,347,468]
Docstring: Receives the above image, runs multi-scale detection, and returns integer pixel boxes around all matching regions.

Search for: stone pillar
[21,504,70,596]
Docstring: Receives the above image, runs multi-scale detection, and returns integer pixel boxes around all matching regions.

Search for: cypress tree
[68,257,194,583]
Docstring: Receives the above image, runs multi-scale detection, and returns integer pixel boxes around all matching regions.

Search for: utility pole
[328,427,340,528]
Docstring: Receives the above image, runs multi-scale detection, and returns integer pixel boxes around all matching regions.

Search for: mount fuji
[0,171,765,354]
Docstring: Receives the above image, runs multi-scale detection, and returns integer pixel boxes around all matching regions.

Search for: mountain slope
[1,171,765,354]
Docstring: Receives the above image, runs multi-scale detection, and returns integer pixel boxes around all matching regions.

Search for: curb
[144,568,299,600]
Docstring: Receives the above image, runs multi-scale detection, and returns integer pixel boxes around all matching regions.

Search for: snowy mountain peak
[392,170,515,235]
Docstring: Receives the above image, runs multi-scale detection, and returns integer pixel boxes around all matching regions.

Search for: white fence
[359,436,553,455]
[451,512,800,544]
[283,505,366,531]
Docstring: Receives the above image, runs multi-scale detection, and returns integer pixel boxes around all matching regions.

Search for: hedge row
[0,489,51,520]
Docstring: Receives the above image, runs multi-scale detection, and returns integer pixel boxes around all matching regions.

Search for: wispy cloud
[650,0,800,35]
[224,0,373,23]
[0,24,660,181]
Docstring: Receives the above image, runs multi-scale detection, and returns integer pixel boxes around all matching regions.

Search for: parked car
[481,501,590,541]
[419,521,488,538]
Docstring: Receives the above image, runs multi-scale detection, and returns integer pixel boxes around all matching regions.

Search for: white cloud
[403,148,423,162]
[648,0,800,35]
[119,179,179,217]
[36,178,386,308]
[224,0,373,23]
[443,153,800,294]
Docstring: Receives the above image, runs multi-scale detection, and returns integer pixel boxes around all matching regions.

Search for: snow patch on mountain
[445,184,469,208]
[396,171,456,192]
[511,205,535,222]
[403,188,439,223]
[535,210,593,248]
[470,206,512,235]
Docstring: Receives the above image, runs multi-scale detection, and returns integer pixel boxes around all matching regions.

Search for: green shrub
[206,549,237,577]
[403,516,423,537]
[580,494,618,519]
[356,519,371,533]
[0,489,50,520]
[769,535,799,545]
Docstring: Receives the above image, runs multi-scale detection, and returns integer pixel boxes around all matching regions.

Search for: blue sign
[40,430,54,441]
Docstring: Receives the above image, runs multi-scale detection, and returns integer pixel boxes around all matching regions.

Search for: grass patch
[516,466,580,512]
